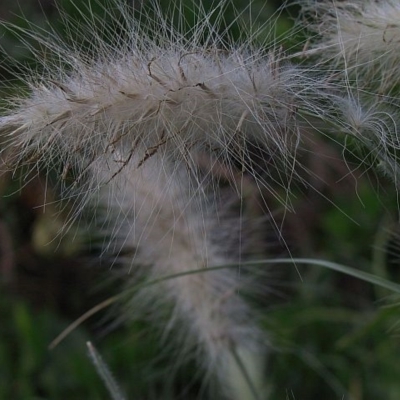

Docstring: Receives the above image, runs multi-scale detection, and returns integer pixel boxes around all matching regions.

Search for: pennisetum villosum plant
[1,0,400,398]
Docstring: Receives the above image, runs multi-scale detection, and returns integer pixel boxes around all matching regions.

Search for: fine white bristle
[1,1,286,397]
[299,0,400,184]
[300,0,400,92]
[3,0,400,398]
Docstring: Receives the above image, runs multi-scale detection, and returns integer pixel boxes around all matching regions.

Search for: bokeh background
[1,1,400,399]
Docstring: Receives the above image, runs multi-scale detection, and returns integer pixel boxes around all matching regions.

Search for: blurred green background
[1,0,400,399]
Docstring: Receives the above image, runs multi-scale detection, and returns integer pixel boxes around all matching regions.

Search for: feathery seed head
[301,0,400,93]
[0,0,328,207]
[0,1,281,398]
[298,0,400,186]
[4,0,400,398]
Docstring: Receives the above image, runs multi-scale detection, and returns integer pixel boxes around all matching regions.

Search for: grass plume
[2,0,400,398]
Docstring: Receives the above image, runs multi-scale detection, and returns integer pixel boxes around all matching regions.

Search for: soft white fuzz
[301,0,400,92]
[3,0,400,398]
[1,35,314,204]
[1,1,350,205]
[96,153,266,397]
[300,0,400,184]
[0,1,285,398]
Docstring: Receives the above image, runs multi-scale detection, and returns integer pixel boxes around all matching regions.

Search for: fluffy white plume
[1,1,295,398]
[299,0,400,184]
[3,0,400,398]
[301,0,400,92]
[96,153,266,398]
